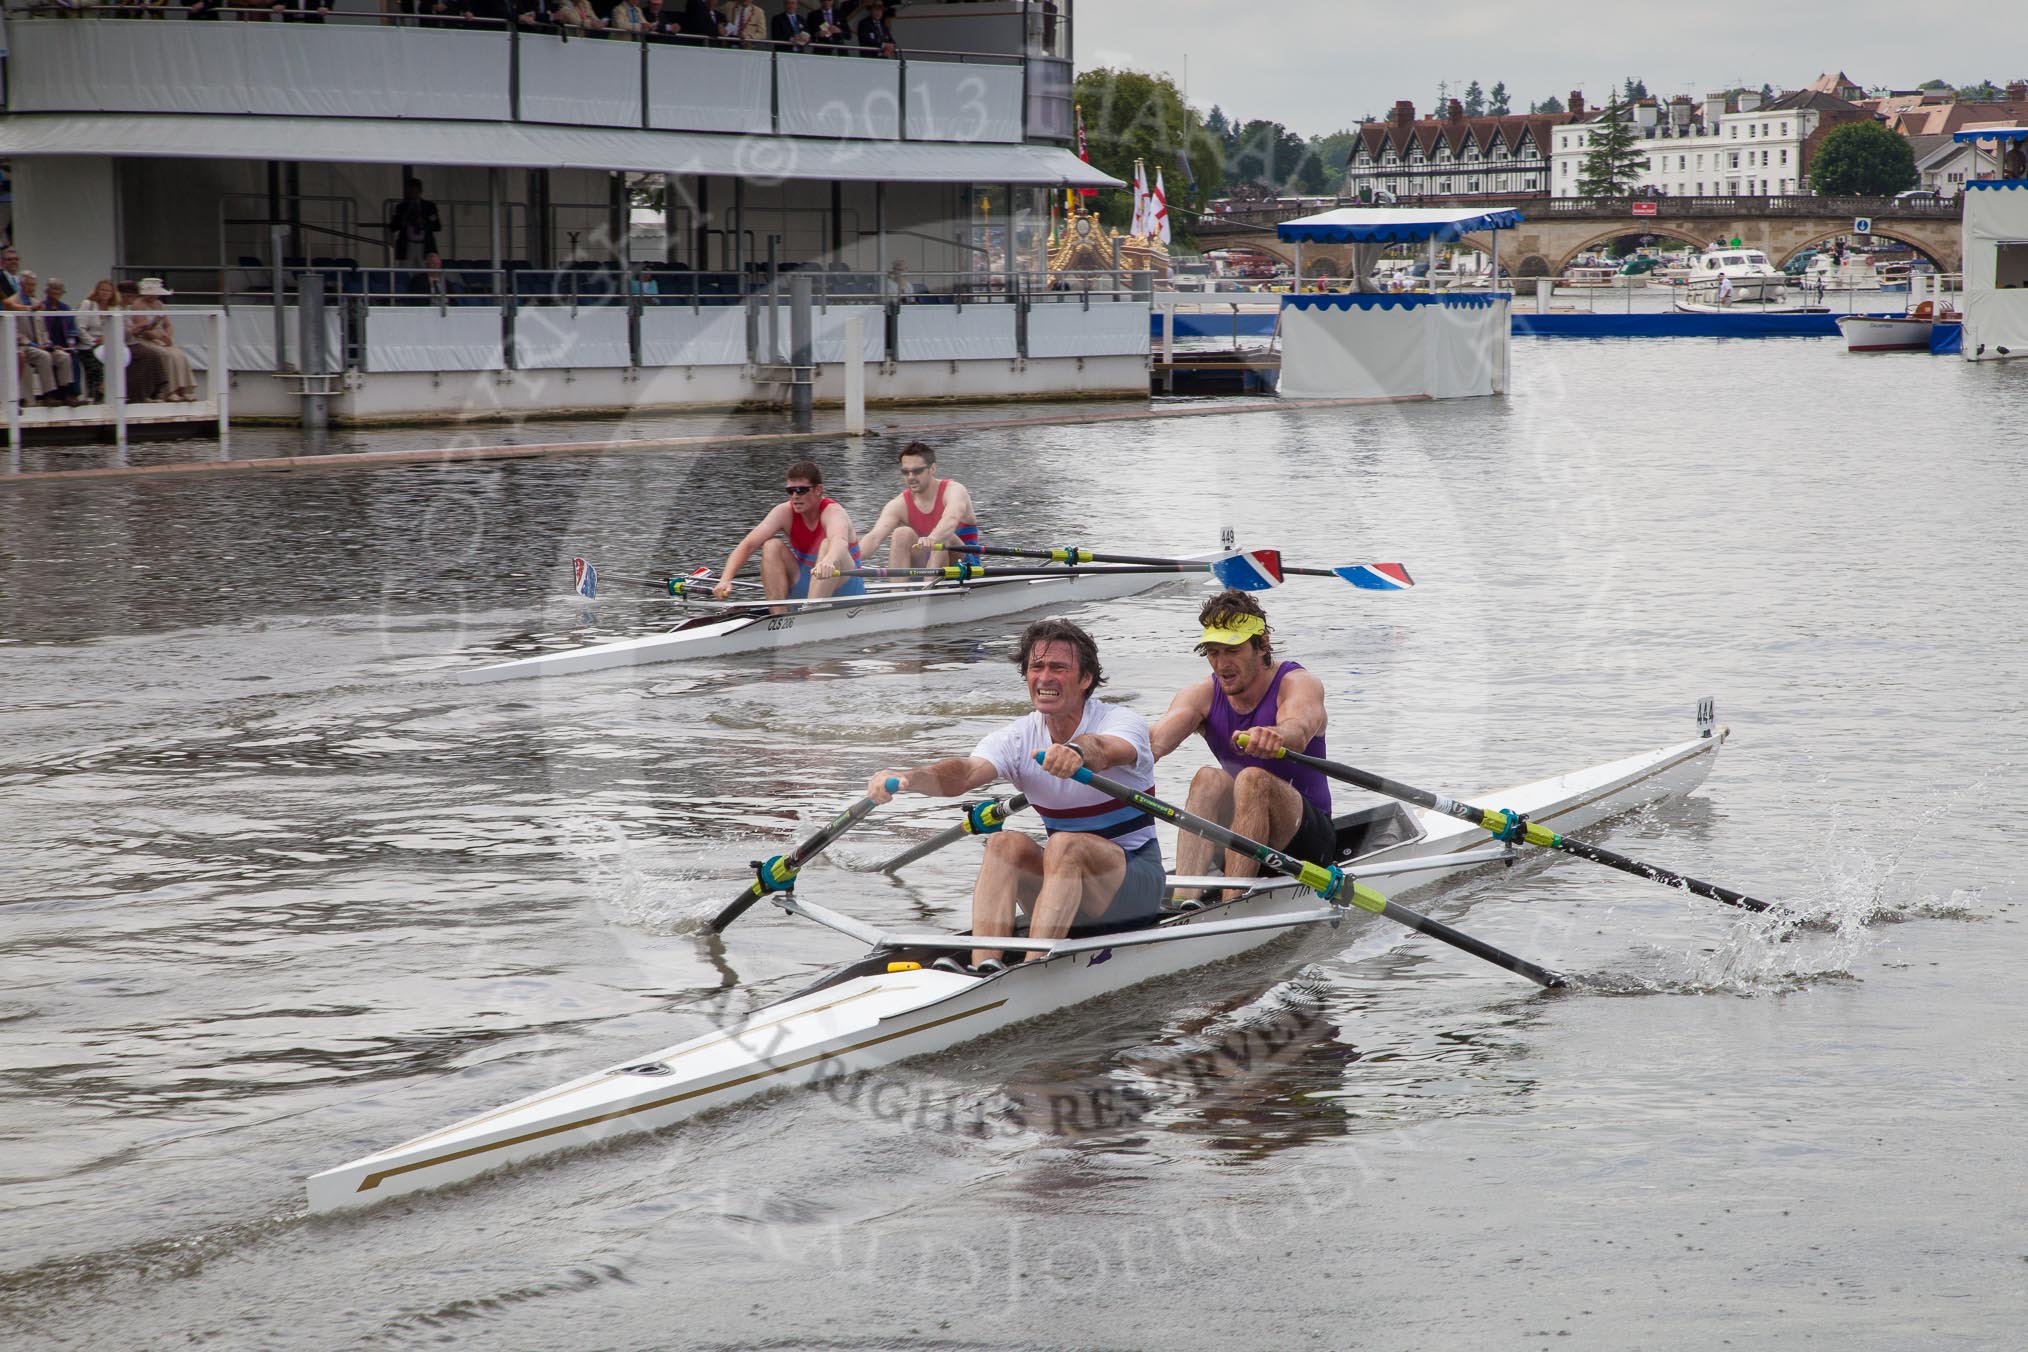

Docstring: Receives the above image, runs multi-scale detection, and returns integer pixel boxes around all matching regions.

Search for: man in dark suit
[771,0,813,48]
[857,0,895,57]
[678,0,716,39]
[810,0,850,50]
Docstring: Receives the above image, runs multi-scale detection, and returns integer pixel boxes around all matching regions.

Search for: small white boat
[1685,246,1786,304]
[1838,311,1937,352]
[307,709,1729,1213]
[460,564,1204,683]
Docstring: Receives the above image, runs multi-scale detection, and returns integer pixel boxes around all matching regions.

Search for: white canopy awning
[0,113,1123,187]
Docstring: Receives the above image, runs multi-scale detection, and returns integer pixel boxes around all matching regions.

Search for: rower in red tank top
[712,459,866,614]
[859,441,982,569]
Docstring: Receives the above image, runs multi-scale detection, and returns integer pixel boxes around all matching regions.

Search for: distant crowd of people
[53,0,906,52]
[1,246,198,408]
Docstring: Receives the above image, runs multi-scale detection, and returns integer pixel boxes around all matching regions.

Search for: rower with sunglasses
[712,459,868,612]
[856,440,982,570]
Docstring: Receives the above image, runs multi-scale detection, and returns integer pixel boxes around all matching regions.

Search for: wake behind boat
[308,707,1725,1214]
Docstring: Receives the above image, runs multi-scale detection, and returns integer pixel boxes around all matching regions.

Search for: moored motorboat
[308,709,1729,1214]
[1838,301,1950,352]
[1685,245,1787,304]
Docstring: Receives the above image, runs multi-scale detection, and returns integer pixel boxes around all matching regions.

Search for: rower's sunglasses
[784,485,815,496]
[900,464,932,476]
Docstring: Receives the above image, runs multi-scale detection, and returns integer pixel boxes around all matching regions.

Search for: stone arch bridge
[1196,194,1964,276]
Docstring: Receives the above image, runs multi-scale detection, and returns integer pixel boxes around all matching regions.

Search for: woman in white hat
[124,278,197,402]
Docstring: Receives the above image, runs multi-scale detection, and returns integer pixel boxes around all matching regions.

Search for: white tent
[1273,207,1523,401]
[1955,127,2028,362]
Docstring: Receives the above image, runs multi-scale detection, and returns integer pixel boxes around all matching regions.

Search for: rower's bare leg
[1174,766,1235,901]
[886,526,921,569]
[972,831,1042,967]
[760,538,797,616]
[1024,833,1127,958]
[1226,767,1306,892]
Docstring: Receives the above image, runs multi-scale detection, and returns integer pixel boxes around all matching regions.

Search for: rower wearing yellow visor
[1148,589,1335,900]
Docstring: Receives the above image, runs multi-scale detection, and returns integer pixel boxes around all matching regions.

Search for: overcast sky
[1076,1,2023,139]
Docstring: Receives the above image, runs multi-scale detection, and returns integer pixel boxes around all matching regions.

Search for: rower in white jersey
[868,618,1162,971]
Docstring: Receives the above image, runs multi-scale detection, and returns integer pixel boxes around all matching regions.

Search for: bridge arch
[1774,229,1949,271]
[1551,226,1718,274]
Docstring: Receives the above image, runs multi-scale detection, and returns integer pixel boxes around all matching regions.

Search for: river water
[3,337,2025,1350]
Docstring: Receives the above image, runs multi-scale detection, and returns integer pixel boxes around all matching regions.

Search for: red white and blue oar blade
[572,557,599,599]
[1334,562,1413,591]
[1208,549,1285,592]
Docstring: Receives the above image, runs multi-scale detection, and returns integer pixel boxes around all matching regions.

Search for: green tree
[1229,119,1309,194]
[1575,101,1651,196]
[1537,93,1565,114]
[1807,120,1917,195]
[1959,79,2001,100]
[1489,81,1511,115]
[1072,68,1225,244]
[1621,76,1649,102]
[1918,78,1951,91]
[1463,80,1485,117]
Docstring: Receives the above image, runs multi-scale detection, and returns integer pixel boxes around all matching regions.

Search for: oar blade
[572,557,599,598]
[1333,562,1414,591]
[1209,549,1284,592]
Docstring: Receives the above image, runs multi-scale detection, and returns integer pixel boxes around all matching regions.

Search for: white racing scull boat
[308,708,1728,1213]
[459,560,1214,684]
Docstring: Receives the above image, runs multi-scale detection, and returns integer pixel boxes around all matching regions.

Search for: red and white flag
[1153,167,1171,246]
[1074,104,1096,198]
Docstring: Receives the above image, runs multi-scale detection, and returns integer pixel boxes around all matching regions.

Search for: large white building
[1549,90,1868,198]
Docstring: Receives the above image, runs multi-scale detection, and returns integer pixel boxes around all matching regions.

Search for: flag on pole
[1074,105,1097,198]
[1153,167,1171,246]
[1131,160,1149,237]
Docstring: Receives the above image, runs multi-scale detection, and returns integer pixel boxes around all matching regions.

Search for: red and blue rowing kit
[787,498,866,598]
[905,480,981,560]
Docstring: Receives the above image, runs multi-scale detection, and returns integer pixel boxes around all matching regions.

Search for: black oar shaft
[708,781,896,933]
[1241,737,1770,915]
[1063,762,1564,989]
[876,794,1030,873]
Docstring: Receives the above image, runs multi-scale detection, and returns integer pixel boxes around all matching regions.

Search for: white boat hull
[460,568,1192,683]
[1837,315,1934,352]
[309,723,1728,1213]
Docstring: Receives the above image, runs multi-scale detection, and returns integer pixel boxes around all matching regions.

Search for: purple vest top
[1204,660,1331,813]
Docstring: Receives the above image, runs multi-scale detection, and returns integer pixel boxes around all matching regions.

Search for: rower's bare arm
[857,495,905,554]
[817,503,856,576]
[1240,670,1328,758]
[930,482,975,545]
[1148,680,1213,760]
[716,505,788,595]
[867,756,994,802]
[1065,733,1138,773]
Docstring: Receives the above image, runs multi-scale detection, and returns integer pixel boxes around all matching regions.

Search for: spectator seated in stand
[607,0,648,33]
[122,277,198,403]
[36,277,93,404]
[551,0,604,35]
[722,0,763,47]
[12,273,80,407]
[808,0,849,51]
[73,279,116,400]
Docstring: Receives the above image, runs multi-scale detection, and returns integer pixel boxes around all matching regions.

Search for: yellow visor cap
[1198,614,1266,647]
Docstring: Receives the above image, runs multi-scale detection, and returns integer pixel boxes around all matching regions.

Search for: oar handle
[708,780,897,933]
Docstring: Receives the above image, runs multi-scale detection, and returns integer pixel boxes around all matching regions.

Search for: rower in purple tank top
[1150,589,1336,901]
